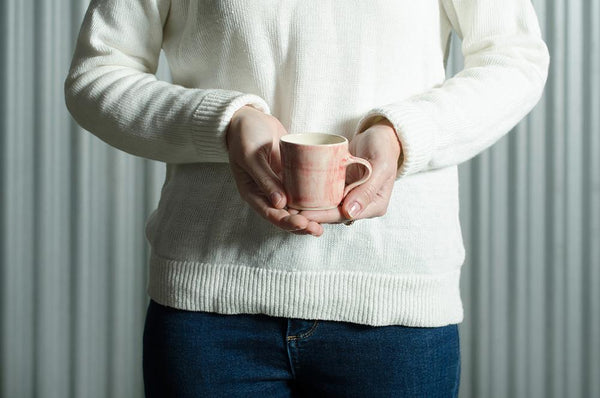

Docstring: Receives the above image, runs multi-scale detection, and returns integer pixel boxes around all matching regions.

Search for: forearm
[354,0,550,178]
[64,0,270,164]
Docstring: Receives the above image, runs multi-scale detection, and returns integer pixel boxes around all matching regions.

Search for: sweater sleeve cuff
[190,89,271,162]
[353,103,437,178]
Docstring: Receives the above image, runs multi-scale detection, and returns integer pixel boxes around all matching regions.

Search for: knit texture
[65,0,549,327]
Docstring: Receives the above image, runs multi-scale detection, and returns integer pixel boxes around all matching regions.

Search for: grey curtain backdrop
[1,0,598,397]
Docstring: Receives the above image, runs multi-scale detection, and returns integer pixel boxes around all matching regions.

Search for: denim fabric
[143,299,460,397]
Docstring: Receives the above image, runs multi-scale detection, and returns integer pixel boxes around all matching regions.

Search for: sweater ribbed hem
[190,89,271,162]
[146,250,464,327]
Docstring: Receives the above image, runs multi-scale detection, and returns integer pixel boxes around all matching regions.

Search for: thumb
[270,138,283,177]
[341,180,379,219]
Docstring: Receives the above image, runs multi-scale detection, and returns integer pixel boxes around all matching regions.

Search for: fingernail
[270,192,283,207]
[348,202,361,218]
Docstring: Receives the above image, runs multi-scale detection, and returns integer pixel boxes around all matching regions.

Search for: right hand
[226,106,323,236]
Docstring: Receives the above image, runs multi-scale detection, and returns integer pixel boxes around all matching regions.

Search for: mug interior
[280,133,346,146]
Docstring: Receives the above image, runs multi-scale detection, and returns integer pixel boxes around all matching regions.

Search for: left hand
[297,119,402,224]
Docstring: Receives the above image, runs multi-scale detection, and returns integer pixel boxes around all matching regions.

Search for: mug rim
[280,132,347,146]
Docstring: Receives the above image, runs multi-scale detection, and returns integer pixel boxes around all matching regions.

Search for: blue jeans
[143,299,460,397]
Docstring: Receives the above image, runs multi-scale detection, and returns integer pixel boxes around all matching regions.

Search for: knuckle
[256,146,272,163]
[262,207,275,221]
[258,204,281,226]
[255,174,274,192]
[361,183,378,203]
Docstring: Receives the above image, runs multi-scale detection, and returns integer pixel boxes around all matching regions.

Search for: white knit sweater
[65,0,549,327]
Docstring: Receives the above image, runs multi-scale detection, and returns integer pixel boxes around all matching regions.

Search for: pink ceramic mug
[279,133,373,210]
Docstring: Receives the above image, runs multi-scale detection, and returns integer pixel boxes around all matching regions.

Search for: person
[64,0,550,396]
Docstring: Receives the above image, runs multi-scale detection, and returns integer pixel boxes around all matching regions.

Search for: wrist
[372,118,402,159]
[226,105,255,150]
[230,105,256,123]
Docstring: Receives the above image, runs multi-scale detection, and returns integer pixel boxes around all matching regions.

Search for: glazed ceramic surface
[279,133,372,210]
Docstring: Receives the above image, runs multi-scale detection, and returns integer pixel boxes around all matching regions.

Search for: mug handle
[342,156,373,197]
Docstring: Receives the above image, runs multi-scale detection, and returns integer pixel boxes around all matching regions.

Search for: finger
[300,201,386,224]
[284,217,323,236]
[230,166,297,228]
[254,197,307,231]
[239,179,321,235]
[289,222,323,236]
[299,207,346,224]
[279,213,310,231]
[342,174,394,220]
[305,220,324,236]
[339,156,392,219]
[243,148,287,209]
[284,216,323,236]
[286,209,323,235]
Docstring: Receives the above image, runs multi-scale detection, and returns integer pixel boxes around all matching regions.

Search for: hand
[298,119,402,224]
[226,106,324,236]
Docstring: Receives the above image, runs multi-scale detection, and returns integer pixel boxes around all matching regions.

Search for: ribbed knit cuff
[353,103,438,178]
[191,89,271,162]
